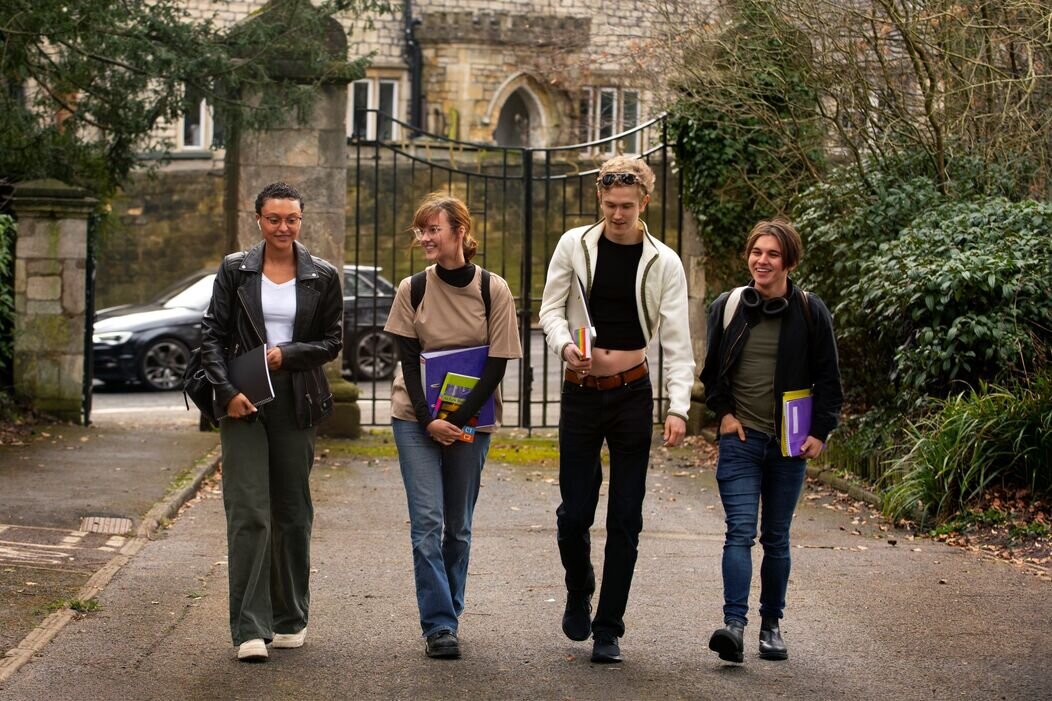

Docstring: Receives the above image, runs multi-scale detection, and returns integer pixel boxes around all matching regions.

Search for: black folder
[224,344,275,415]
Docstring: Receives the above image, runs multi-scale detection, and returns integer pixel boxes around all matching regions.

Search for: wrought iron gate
[347,112,685,429]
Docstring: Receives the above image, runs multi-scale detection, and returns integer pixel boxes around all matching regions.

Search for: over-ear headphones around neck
[741,286,789,317]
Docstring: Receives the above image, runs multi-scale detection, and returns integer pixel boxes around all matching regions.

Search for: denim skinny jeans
[716,426,807,626]
[392,418,492,637]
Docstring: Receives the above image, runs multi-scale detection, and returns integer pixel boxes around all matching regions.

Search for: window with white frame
[348,78,400,141]
[578,87,642,154]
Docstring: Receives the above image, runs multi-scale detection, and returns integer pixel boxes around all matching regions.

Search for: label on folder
[780,389,812,458]
[435,372,481,442]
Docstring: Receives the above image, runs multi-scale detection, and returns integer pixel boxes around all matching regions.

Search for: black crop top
[590,235,646,350]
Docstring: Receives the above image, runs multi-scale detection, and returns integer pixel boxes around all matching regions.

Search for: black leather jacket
[200,240,343,428]
[700,278,843,442]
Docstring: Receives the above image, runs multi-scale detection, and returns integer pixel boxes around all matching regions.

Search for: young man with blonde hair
[539,156,694,663]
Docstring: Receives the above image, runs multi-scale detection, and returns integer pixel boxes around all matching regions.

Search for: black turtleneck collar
[435,263,475,288]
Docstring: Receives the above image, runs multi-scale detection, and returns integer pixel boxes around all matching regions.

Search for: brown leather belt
[565,361,649,390]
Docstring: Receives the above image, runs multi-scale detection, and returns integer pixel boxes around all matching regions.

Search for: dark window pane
[621,91,639,153]
[378,82,395,141]
[183,86,205,148]
[578,92,592,144]
[599,90,615,142]
[352,82,370,138]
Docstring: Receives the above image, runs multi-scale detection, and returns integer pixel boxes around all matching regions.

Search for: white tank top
[261,275,297,346]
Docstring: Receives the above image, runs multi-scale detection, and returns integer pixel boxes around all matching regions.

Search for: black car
[92,266,398,390]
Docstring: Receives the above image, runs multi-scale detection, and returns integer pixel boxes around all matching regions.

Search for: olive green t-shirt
[383,266,523,430]
[730,315,781,435]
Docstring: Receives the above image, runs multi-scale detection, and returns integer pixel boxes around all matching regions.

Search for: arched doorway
[494,88,532,147]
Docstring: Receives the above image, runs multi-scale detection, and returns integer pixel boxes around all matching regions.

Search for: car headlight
[93,331,133,346]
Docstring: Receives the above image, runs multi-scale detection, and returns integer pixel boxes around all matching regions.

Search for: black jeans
[556,376,654,638]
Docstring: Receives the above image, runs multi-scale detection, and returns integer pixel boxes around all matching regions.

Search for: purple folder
[420,345,495,427]
[780,389,813,458]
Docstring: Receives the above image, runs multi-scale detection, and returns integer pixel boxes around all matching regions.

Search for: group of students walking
[199,156,843,667]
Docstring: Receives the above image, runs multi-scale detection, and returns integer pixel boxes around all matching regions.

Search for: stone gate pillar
[683,213,709,435]
[224,1,361,437]
[11,180,97,423]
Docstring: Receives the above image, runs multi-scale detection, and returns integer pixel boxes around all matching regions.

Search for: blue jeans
[716,427,807,626]
[392,418,493,637]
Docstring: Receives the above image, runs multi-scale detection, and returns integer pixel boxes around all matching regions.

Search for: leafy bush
[793,152,1036,408]
[882,372,1052,524]
[837,198,1052,407]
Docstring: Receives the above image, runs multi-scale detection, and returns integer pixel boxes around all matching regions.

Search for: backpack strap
[480,268,491,321]
[410,267,492,321]
[410,270,427,312]
[797,287,813,336]
[722,286,746,330]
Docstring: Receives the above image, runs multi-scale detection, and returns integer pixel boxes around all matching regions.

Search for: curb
[0,449,222,684]
[805,464,881,508]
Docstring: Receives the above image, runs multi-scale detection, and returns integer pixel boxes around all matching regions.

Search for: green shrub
[882,372,1052,524]
[794,156,1027,408]
[838,198,1052,407]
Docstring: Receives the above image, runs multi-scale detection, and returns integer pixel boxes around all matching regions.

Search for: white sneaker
[272,629,306,649]
[237,638,268,662]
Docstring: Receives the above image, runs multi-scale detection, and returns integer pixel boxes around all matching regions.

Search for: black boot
[561,591,593,641]
[758,616,788,661]
[708,621,744,663]
[591,631,623,663]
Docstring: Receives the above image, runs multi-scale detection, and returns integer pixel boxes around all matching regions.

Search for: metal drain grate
[79,516,134,535]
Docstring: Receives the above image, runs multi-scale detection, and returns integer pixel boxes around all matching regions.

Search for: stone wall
[98,170,228,308]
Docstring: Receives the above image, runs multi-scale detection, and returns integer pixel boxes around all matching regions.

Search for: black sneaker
[425,630,460,659]
[562,591,593,641]
[708,621,745,663]
[590,632,622,664]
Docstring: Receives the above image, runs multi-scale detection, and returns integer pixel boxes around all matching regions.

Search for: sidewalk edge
[0,449,222,684]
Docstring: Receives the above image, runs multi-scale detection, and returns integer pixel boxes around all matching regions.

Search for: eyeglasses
[261,215,303,228]
[598,172,645,191]
[412,225,450,240]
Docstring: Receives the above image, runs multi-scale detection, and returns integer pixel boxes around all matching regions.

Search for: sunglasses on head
[598,172,644,190]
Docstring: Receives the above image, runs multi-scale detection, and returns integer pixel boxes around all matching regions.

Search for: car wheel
[139,338,190,391]
[349,328,397,381]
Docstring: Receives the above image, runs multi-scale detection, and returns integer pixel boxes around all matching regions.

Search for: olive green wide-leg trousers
[219,372,315,646]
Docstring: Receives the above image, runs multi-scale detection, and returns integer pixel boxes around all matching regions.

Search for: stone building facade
[164,1,683,159]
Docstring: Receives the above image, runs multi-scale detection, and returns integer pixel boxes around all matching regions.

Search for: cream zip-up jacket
[539,220,695,421]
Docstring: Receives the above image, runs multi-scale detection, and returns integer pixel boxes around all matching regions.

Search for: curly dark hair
[254,182,305,215]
